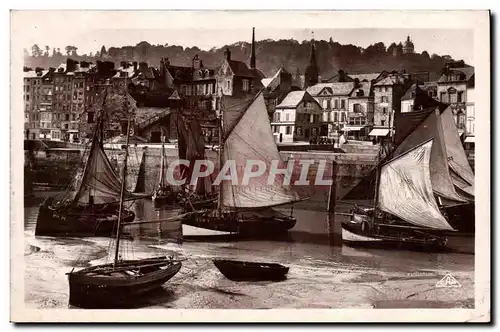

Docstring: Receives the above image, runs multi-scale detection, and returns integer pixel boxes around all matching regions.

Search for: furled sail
[176,113,213,195]
[222,91,300,208]
[439,107,475,198]
[73,137,139,205]
[378,140,455,231]
[392,108,467,205]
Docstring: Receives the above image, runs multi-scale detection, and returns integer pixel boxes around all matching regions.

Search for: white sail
[392,108,467,205]
[378,140,455,231]
[222,92,300,208]
[439,107,475,198]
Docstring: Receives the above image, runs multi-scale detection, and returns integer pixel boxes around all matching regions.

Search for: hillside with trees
[23,38,467,81]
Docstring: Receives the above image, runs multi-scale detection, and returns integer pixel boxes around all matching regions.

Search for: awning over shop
[341,125,366,132]
[369,128,390,137]
[464,136,475,143]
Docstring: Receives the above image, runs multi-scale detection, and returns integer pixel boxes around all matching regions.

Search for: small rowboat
[213,259,289,281]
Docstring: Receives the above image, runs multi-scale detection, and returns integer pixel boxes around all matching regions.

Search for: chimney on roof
[224,48,231,61]
[192,54,202,69]
[249,27,256,69]
[66,58,77,72]
[338,69,346,82]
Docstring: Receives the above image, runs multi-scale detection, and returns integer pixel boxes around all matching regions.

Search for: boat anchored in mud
[341,106,475,250]
[35,89,144,237]
[67,117,182,309]
[182,90,303,235]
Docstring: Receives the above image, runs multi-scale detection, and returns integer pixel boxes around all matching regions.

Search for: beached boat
[341,106,475,249]
[182,90,302,235]
[67,118,182,309]
[213,259,289,281]
[35,91,143,237]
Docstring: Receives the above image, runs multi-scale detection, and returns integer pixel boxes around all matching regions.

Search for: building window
[341,100,346,109]
[285,113,290,121]
[303,101,309,108]
[273,126,279,133]
[458,91,464,103]
[286,126,292,135]
[296,127,302,136]
[334,112,338,122]
[274,112,281,122]
[353,104,361,113]
[381,120,386,126]
[226,80,231,90]
[87,112,94,124]
[382,107,387,114]
[242,79,249,91]
[341,112,346,122]
[310,114,314,123]
[334,99,339,109]
[449,91,457,103]
[440,92,447,103]
[381,96,389,103]
[322,99,328,109]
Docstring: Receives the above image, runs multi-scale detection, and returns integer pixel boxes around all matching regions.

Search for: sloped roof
[350,82,372,98]
[374,75,404,86]
[167,65,194,81]
[227,60,254,77]
[306,82,354,96]
[348,73,382,82]
[276,91,319,109]
[438,66,475,83]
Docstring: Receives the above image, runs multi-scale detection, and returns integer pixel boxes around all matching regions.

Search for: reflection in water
[24,191,474,275]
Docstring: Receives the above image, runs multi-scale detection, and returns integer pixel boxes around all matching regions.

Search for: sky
[12,11,474,64]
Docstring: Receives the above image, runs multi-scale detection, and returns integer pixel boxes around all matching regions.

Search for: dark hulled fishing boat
[35,90,142,237]
[341,106,475,249]
[182,90,302,235]
[67,118,182,309]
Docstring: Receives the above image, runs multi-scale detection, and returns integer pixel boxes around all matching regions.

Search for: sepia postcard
[10,9,490,323]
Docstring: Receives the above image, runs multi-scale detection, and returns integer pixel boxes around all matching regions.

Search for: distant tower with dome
[403,36,415,54]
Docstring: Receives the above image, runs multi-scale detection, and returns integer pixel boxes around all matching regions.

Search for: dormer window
[356,90,364,97]
[199,70,204,77]
[205,69,210,77]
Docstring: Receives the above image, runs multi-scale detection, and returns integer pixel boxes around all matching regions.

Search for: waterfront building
[271,91,322,143]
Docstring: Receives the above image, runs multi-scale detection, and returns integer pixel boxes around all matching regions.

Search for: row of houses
[23,29,475,152]
[268,62,475,146]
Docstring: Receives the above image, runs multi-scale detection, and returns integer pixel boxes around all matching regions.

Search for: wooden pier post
[327,160,340,246]
[327,160,338,213]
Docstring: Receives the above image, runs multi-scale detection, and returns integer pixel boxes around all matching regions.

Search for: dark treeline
[24,38,466,80]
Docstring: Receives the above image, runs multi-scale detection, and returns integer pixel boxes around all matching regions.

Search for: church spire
[304,31,319,89]
[249,27,256,69]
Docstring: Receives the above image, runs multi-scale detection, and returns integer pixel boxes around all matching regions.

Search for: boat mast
[113,115,131,268]
[159,130,165,188]
[216,91,224,216]
[371,145,382,229]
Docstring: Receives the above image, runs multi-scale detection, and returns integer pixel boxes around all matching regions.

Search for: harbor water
[24,191,475,309]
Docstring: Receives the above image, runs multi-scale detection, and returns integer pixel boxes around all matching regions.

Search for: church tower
[249,27,256,69]
[304,33,319,89]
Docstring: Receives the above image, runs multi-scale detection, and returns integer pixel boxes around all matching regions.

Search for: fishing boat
[67,118,182,309]
[151,134,177,206]
[182,90,302,235]
[35,89,142,237]
[341,106,475,249]
[175,111,218,210]
[213,259,289,281]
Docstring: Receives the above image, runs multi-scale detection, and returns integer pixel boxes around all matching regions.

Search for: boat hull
[341,213,448,251]
[67,259,182,309]
[35,198,135,237]
[213,259,289,281]
[183,210,296,235]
